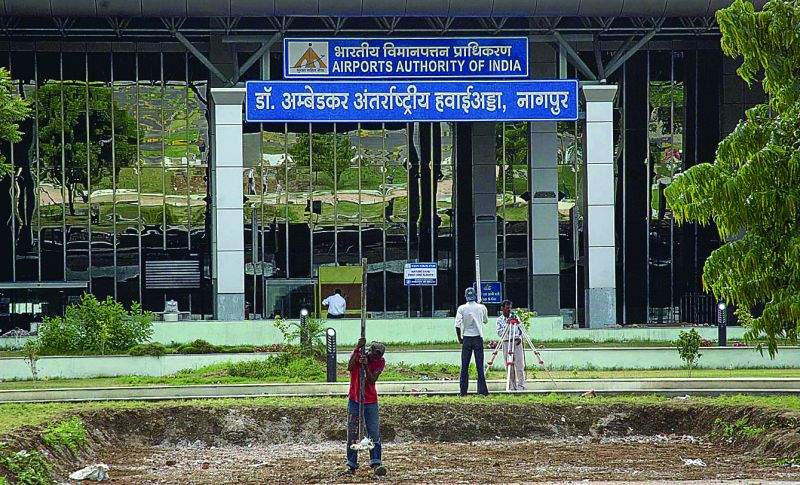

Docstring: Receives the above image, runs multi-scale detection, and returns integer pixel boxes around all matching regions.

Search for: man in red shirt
[345,337,387,477]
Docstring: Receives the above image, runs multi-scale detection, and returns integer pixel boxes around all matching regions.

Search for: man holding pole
[455,287,489,396]
[345,338,387,476]
[345,258,387,477]
[496,300,526,391]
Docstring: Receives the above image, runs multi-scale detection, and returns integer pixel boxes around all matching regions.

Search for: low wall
[147,317,747,346]
[0,346,795,381]
[0,318,749,350]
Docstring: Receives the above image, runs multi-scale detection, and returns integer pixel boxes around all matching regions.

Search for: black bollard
[717,302,727,347]
[326,327,337,382]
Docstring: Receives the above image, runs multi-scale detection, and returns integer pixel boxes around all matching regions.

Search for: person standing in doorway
[345,338,387,477]
[322,288,346,319]
[496,300,526,391]
[455,287,489,396]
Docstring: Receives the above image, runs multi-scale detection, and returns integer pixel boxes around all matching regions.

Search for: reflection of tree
[0,68,31,177]
[289,132,354,185]
[495,123,528,194]
[31,82,137,215]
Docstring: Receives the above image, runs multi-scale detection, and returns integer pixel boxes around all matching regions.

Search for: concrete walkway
[3,378,800,403]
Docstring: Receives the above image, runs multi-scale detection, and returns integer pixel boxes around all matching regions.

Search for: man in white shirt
[454,287,489,396]
[496,300,526,391]
[323,288,347,319]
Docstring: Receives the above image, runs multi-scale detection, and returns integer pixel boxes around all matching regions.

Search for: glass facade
[0,44,210,322]
[0,38,749,326]
[247,122,455,318]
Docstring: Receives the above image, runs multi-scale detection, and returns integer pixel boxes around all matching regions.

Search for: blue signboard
[245,80,578,123]
[477,281,503,304]
[283,37,528,79]
[404,262,438,286]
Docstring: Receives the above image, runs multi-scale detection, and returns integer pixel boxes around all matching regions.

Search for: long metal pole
[361,257,367,340]
[475,255,482,302]
[358,257,368,442]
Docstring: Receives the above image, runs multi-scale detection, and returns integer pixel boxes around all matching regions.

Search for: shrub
[677,329,702,376]
[37,294,153,355]
[226,353,325,381]
[176,339,219,354]
[42,417,88,453]
[0,444,52,484]
[22,339,41,381]
[129,342,168,357]
[273,316,326,358]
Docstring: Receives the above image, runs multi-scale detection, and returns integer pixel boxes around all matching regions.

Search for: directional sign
[404,262,438,286]
[245,80,579,123]
[476,281,503,304]
[283,37,528,79]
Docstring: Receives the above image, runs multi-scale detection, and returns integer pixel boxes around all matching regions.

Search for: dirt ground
[6,401,800,484]
[100,435,800,484]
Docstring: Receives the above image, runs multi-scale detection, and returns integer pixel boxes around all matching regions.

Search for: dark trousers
[346,399,382,469]
[328,313,344,319]
[460,335,489,396]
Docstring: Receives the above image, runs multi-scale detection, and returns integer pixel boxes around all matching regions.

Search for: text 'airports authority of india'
[283,37,528,79]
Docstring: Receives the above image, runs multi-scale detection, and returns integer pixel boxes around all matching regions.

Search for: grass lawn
[2,364,800,392]
[3,393,800,437]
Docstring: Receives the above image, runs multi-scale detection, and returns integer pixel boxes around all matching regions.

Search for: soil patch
[4,401,800,483]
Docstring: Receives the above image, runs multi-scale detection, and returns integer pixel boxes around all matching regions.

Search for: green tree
[665,0,800,356]
[676,329,702,376]
[31,82,137,215]
[0,67,31,178]
[289,132,354,186]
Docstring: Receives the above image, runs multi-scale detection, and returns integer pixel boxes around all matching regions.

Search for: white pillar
[582,84,618,328]
[210,88,246,320]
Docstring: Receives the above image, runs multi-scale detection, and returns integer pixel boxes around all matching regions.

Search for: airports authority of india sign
[245,80,579,122]
[283,37,528,79]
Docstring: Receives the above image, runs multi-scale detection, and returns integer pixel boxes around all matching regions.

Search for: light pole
[717,301,727,347]
[299,308,309,350]
[326,327,337,382]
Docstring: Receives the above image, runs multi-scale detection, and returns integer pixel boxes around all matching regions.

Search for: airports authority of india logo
[288,41,329,75]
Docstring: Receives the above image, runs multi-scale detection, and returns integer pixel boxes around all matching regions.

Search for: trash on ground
[682,458,707,467]
[69,464,110,481]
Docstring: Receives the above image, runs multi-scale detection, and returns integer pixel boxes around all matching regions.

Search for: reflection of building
[0,4,766,329]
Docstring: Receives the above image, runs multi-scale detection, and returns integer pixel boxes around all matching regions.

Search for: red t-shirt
[348,348,385,404]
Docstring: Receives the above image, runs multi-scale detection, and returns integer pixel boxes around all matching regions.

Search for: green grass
[4,393,800,438]
[0,338,693,358]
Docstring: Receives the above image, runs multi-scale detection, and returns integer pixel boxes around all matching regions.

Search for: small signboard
[245,80,579,123]
[477,281,503,304]
[404,262,438,286]
[283,37,528,79]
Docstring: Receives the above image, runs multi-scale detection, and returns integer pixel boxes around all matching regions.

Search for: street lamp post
[717,301,727,347]
[326,327,337,382]
[299,308,309,350]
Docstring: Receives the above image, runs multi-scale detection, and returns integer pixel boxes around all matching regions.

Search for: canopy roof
[0,0,766,18]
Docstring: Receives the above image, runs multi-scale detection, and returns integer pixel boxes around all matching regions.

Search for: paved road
[3,377,800,403]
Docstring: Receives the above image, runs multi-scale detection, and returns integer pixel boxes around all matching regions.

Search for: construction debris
[682,458,707,467]
[68,464,110,481]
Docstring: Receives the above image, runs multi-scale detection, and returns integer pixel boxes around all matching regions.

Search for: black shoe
[342,466,356,476]
[372,464,387,477]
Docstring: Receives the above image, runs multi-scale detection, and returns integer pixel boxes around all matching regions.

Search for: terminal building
[0,1,766,329]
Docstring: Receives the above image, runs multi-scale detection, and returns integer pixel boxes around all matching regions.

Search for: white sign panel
[404,262,438,286]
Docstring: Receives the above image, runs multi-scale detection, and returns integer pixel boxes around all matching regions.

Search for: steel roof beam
[551,30,597,81]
